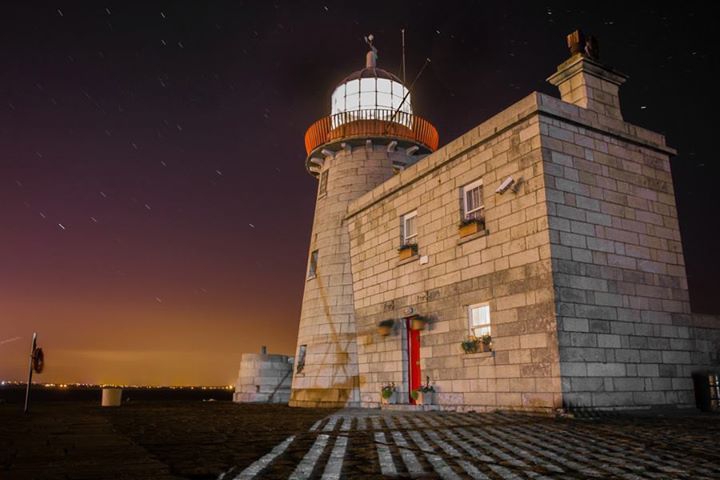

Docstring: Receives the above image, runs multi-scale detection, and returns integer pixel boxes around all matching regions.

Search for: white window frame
[401,210,418,245]
[307,250,318,279]
[468,303,491,337]
[462,179,484,220]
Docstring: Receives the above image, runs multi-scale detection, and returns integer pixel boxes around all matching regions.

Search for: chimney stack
[547,30,628,120]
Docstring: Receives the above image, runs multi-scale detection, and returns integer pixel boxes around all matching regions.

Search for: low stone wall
[234,353,293,404]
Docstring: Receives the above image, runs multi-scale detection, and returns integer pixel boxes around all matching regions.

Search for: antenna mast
[383,57,431,135]
[401,29,406,84]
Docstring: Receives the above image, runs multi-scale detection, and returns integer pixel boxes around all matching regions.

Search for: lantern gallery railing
[304,109,439,156]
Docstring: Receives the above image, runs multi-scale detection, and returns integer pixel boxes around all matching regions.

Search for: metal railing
[304,109,439,155]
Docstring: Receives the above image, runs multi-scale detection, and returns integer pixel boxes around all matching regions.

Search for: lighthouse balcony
[304,108,439,161]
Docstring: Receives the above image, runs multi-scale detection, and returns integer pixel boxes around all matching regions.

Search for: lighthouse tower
[290,39,438,407]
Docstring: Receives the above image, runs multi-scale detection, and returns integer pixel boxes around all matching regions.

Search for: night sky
[2,2,718,385]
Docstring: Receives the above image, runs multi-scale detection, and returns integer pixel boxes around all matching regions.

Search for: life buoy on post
[24,332,43,414]
[32,348,44,374]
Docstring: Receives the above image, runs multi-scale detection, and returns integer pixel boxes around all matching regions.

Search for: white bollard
[101,388,122,407]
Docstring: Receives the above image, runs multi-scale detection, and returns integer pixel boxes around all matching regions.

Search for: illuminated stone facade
[289,36,720,411]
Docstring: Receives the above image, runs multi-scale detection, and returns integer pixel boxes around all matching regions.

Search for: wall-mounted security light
[496,176,515,194]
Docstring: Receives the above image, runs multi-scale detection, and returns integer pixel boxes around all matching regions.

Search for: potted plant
[380,383,397,405]
[458,217,485,238]
[398,243,418,260]
[461,336,480,354]
[377,319,394,336]
[411,377,435,405]
[409,314,428,331]
[479,333,492,352]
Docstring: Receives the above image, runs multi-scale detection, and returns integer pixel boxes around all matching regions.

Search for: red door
[407,319,421,404]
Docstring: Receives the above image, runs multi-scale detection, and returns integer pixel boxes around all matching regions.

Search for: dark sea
[0,385,233,404]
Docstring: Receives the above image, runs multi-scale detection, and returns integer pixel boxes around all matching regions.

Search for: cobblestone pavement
[1,401,329,480]
[222,409,720,479]
[3,402,720,479]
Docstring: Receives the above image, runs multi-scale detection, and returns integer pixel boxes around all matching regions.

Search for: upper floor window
[296,344,307,373]
[318,170,328,197]
[401,211,417,245]
[468,304,491,337]
[462,179,484,221]
[307,250,318,279]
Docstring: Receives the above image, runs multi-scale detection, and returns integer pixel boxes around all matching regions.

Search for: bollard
[101,388,123,407]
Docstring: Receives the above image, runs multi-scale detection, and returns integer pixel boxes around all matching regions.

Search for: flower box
[458,218,485,238]
[398,243,418,260]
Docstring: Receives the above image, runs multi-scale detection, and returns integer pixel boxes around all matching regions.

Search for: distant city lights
[0,380,234,390]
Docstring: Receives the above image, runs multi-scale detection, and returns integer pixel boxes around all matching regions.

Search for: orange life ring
[32,348,44,374]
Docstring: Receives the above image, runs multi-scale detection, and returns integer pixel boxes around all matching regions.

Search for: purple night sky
[1,2,717,385]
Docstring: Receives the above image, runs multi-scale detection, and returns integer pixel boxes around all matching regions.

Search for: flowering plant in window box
[458,217,486,238]
[461,334,492,353]
[411,377,435,405]
[478,333,492,352]
[377,319,394,336]
[381,382,397,404]
[461,336,480,353]
[408,314,429,331]
[398,243,418,260]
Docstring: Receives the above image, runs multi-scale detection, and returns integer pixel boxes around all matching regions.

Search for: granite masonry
[286,32,720,412]
[234,350,293,404]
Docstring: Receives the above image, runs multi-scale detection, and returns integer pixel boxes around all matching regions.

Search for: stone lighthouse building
[288,32,720,412]
[289,39,438,408]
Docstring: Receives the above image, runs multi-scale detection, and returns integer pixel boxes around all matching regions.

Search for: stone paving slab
[3,402,720,479]
[0,401,329,480]
[224,408,720,479]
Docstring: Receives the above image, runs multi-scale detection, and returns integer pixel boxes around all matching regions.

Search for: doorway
[407,319,421,404]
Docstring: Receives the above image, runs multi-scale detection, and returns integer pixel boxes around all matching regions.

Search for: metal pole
[401,29,406,85]
[383,58,431,135]
[24,332,37,414]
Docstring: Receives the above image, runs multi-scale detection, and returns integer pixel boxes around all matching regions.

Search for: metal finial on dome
[364,34,378,68]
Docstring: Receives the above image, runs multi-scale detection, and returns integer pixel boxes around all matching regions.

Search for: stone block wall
[290,145,408,407]
[346,94,564,412]
[537,93,720,409]
[234,353,293,404]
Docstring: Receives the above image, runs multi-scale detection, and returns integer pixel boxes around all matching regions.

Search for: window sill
[397,254,419,266]
[457,229,489,245]
[462,350,494,358]
[306,275,317,281]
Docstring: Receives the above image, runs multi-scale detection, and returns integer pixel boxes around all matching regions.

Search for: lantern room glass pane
[377,78,392,95]
[360,78,375,94]
[359,80,376,110]
[377,91,392,109]
[391,95,403,110]
[346,79,359,95]
[331,85,345,116]
[346,93,359,110]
